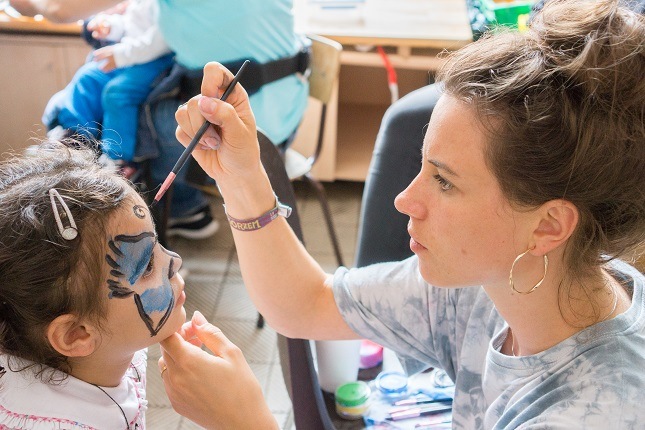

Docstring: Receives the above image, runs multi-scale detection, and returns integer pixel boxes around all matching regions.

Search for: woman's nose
[395,174,426,220]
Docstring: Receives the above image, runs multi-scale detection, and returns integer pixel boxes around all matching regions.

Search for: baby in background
[0,141,186,428]
[43,0,173,163]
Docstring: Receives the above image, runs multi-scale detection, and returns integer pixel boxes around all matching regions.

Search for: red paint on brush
[153,172,176,204]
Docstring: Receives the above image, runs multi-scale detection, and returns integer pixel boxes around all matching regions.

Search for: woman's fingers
[178,319,203,347]
[173,61,261,187]
[192,310,208,325]
[201,62,236,100]
[191,317,244,361]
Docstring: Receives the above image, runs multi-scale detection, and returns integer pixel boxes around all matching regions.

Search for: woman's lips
[408,227,428,252]
[409,236,427,253]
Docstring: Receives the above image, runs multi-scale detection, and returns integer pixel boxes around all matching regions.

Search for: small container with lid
[334,381,371,420]
[375,371,409,401]
[359,340,384,369]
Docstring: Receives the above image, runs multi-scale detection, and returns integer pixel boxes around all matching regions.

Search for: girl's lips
[175,290,186,308]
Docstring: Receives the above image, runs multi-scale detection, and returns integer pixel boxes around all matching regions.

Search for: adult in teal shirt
[10,0,309,237]
[158,0,308,146]
[147,0,308,237]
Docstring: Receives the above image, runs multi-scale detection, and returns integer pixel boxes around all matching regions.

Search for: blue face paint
[114,234,156,285]
[106,231,180,336]
[139,281,174,314]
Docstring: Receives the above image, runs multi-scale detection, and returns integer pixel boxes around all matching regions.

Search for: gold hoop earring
[509,248,548,295]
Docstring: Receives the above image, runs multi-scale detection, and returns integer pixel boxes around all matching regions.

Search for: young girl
[0,141,186,428]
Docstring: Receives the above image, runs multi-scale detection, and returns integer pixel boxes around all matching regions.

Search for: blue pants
[47,53,174,161]
[147,97,209,218]
[355,84,442,267]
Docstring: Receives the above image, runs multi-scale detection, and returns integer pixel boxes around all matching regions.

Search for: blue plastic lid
[375,371,408,394]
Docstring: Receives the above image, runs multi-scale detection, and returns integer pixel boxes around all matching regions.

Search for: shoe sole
[166,220,220,240]
[168,210,208,227]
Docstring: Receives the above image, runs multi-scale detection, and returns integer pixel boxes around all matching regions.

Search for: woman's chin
[418,264,452,288]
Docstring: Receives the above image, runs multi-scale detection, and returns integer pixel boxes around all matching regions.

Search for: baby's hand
[93,46,117,72]
[87,14,112,40]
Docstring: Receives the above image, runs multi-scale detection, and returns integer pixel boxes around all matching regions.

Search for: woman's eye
[143,252,155,278]
[433,174,454,192]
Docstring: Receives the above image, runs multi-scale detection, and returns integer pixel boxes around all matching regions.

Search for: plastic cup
[314,339,362,393]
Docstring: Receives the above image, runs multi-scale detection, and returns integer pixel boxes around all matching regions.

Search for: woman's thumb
[191,310,208,327]
[191,313,234,356]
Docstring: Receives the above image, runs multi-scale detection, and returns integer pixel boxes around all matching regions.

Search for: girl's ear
[47,314,100,358]
[532,199,579,255]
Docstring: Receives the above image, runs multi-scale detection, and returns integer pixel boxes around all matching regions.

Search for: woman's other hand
[159,311,278,430]
[175,62,261,190]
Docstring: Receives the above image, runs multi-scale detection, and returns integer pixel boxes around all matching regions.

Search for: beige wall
[0,33,90,158]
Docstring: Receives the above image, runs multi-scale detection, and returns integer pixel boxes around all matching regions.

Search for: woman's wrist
[217,168,277,221]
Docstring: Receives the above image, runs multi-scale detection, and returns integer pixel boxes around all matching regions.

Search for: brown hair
[0,141,133,379]
[437,0,645,282]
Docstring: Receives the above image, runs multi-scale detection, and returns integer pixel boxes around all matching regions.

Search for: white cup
[314,339,362,393]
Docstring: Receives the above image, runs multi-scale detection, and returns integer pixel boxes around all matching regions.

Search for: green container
[480,0,533,28]
[335,381,371,407]
[335,381,371,420]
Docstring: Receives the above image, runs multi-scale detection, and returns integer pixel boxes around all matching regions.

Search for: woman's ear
[47,314,100,358]
[532,199,579,255]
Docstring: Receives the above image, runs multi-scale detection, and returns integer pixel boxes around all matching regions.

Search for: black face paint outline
[105,232,179,337]
[133,205,146,219]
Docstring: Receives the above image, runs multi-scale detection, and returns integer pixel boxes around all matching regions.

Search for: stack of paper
[364,0,470,39]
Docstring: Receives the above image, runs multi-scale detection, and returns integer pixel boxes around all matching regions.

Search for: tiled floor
[146,180,365,429]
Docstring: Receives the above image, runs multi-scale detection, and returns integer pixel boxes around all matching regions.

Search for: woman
[159,0,644,428]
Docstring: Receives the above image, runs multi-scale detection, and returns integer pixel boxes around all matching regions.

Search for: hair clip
[49,188,78,240]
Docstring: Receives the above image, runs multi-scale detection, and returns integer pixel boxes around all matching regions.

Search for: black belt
[181,45,311,98]
[137,45,310,161]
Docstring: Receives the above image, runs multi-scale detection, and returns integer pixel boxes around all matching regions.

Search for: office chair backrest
[308,34,342,105]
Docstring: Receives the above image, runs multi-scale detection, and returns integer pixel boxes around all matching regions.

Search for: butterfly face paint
[105,231,181,337]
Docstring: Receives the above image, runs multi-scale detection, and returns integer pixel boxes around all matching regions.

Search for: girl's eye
[433,174,454,192]
[143,252,155,278]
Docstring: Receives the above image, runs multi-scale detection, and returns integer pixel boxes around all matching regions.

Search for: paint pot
[359,339,383,369]
[375,371,409,401]
[335,381,371,420]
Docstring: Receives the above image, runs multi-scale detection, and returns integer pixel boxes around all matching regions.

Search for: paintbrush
[386,401,453,421]
[150,59,250,207]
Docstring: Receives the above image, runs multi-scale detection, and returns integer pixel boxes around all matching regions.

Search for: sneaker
[167,205,220,240]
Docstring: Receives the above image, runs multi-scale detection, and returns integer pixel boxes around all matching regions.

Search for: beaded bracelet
[224,194,292,232]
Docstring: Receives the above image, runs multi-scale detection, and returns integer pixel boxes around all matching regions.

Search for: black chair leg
[302,174,344,267]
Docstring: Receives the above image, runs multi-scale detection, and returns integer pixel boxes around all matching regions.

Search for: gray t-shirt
[333,257,644,429]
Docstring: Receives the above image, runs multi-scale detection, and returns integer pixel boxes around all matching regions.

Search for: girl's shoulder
[0,351,148,429]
